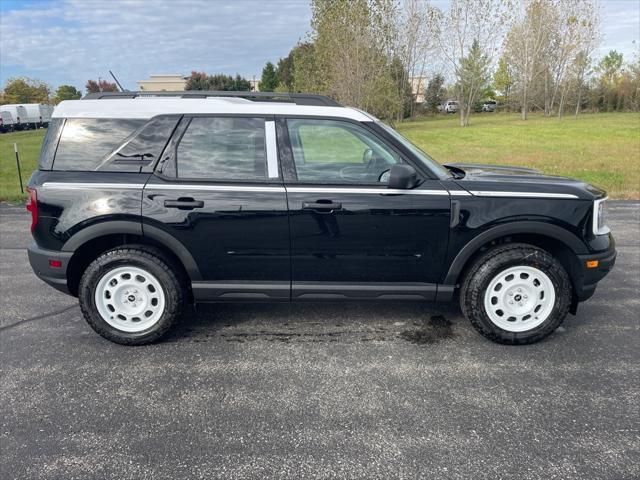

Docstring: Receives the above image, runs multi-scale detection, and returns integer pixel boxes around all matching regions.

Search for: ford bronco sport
[26,91,616,345]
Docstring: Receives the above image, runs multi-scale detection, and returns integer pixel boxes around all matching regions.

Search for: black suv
[26,92,616,345]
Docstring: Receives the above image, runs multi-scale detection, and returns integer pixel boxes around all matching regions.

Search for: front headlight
[592,197,610,235]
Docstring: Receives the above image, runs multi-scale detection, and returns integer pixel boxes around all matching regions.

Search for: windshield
[376,122,451,179]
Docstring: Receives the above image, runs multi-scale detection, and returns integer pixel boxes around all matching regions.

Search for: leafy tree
[493,56,512,108]
[297,0,402,120]
[598,50,624,111]
[431,0,507,126]
[276,51,295,91]
[53,85,82,103]
[424,74,445,113]
[259,61,279,92]
[292,42,324,94]
[230,74,252,91]
[85,79,118,94]
[185,71,210,90]
[456,39,491,125]
[2,77,50,103]
[208,74,235,90]
[390,56,414,119]
[185,72,251,91]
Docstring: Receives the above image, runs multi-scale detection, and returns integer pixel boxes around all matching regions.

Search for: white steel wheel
[483,265,556,333]
[94,266,166,333]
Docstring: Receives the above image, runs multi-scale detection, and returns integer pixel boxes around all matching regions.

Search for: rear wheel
[460,244,572,345]
[79,247,185,345]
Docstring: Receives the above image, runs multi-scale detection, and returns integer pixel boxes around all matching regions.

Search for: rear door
[279,117,451,301]
[142,115,290,301]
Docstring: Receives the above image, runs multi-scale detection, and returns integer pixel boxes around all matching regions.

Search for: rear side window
[95,116,179,171]
[176,117,266,180]
[38,118,64,170]
[53,118,145,171]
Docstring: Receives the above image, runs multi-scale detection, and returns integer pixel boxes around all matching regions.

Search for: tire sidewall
[79,250,181,344]
[467,247,571,343]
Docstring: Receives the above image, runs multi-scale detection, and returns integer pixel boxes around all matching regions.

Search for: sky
[0,0,638,92]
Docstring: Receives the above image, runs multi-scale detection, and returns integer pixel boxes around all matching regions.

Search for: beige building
[410,76,427,104]
[137,74,187,92]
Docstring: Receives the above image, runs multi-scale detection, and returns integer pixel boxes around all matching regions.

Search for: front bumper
[575,247,617,301]
[27,243,73,295]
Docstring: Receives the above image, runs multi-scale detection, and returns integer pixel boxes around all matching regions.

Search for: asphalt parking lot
[1,202,638,480]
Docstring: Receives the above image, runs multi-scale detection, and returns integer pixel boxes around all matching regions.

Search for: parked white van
[0,105,29,130]
[0,110,15,132]
[22,103,53,128]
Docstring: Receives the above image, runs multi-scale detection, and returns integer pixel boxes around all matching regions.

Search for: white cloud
[0,0,311,88]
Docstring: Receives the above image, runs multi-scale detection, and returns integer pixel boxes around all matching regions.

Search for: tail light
[26,187,38,232]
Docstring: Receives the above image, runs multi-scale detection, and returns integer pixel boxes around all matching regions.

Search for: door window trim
[153,114,282,184]
[277,115,432,186]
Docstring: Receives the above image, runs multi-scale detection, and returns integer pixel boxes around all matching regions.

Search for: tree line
[255,0,639,125]
[2,0,638,126]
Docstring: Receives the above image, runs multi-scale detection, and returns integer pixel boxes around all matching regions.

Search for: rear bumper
[575,247,617,301]
[27,243,73,295]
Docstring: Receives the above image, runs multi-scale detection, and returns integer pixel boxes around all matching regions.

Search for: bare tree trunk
[522,83,528,120]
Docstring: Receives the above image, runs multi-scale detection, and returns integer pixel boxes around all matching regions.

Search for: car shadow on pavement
[163,301,463,345]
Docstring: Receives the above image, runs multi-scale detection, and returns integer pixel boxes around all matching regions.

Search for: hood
[445,163,606,200]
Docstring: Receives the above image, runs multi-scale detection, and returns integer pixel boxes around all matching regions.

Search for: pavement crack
[0,304,78,332]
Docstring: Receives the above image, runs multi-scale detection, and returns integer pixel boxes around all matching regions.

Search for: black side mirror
[387,164,418,189]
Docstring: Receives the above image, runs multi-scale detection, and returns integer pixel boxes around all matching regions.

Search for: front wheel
[79,247,185,345]
[460,244,572,345]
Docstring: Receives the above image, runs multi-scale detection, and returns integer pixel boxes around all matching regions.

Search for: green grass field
[1,112,638,202]
[397,112,640,199]
[1,129,47,202]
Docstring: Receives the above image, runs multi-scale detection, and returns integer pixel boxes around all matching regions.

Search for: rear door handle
[164,198,204,210]
[302,201,342,213]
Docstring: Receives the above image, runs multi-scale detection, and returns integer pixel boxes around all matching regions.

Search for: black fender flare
[62,220,202,281]
[443,221,587,285]
[143,224,202,280]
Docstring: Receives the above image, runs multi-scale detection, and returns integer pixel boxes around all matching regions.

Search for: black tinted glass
[287,118,400,184]
[98,116,179,170]
[38,118,64,170]
[177,117,266,180]
[53,118,146,171]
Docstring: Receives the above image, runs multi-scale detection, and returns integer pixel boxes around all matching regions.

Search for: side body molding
[443,221,588,285]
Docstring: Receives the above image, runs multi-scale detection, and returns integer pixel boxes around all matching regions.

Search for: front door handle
[164,198,204,210]
[302,201,342,213]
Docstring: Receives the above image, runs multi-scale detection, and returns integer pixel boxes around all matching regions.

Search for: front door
[280,117,451,301]
[143,115,290,301]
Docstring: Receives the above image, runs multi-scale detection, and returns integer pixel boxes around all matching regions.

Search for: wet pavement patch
[400,315,456,344]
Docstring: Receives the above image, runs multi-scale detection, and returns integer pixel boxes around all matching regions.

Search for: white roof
[52,98,375,122]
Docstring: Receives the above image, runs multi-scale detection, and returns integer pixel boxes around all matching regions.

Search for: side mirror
[387,164,418,189]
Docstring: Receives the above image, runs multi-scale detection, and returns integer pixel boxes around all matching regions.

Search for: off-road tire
[460,243,572,345]
[79,247,185,345]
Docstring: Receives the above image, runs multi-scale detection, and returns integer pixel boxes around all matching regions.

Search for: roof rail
[82,91,342,107]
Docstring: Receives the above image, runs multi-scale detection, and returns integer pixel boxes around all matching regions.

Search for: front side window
[287,119,401,184]
[375,121,450,179]
[176,117,267,180]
